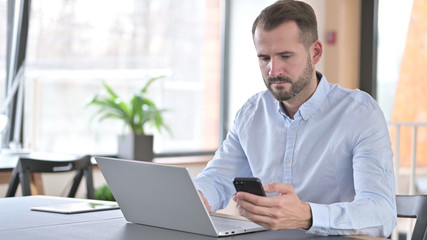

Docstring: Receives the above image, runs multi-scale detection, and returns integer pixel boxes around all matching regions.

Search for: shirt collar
[277,71,330,121]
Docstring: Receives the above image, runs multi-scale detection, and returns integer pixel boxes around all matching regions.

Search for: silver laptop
[95,157,266,237]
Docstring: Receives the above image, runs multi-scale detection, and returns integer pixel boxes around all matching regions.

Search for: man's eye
[259,57,270,62]
[281,54,291,59]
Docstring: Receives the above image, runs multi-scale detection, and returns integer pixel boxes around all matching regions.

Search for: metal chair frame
[396,195,427,240]
[6,154,94,199]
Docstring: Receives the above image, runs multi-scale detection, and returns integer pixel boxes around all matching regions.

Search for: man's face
[253,21,315,102]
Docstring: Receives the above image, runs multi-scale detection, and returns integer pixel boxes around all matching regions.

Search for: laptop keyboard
[211,215,258,232]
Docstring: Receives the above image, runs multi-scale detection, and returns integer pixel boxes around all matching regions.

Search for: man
[193,0,396,237]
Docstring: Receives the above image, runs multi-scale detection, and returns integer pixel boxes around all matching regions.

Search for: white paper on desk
[31,202,119,214]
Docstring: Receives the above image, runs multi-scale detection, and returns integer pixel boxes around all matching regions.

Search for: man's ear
[311,40,323,64]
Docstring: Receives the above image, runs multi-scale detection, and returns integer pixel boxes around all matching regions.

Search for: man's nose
[268,59,284,77]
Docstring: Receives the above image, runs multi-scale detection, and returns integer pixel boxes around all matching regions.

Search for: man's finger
[237,197,276,217]
[235,191,272,207]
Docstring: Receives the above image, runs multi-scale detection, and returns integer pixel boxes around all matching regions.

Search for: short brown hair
[252,0,318,48]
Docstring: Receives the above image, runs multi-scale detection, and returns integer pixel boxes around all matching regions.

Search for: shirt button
[291,127,296,132]
[286,159,291,164]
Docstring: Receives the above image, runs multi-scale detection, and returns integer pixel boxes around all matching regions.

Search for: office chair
[396,195,427,240]
[6,154,95,199]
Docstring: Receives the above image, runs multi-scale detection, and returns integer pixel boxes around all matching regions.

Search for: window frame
[4,0,379,157]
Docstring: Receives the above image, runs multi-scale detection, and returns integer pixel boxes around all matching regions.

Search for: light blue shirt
[193,73,396,237]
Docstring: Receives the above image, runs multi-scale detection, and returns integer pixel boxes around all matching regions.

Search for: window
[377,0,413,121]
[18,0,220,155]
[377,0,427,170]
[0,0,6,107]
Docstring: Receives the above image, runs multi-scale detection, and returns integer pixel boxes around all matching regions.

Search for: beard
[264,57,314,102]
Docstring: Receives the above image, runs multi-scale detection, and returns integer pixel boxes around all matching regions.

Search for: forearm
[193,128,252,211]
[307,196,396,237]
[306,154,396,237]
[193,172,233,212]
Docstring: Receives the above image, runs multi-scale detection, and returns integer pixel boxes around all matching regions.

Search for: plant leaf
[86,78,170,135]
[141,75,165,93]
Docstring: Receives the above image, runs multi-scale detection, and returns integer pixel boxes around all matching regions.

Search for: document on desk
[31,202,119,214]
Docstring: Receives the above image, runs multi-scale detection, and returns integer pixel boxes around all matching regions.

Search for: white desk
[0,196,378,240]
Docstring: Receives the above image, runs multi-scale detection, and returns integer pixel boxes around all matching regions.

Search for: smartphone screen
[233,177,266,196]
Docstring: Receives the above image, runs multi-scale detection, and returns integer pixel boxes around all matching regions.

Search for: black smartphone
[233,177,266,196]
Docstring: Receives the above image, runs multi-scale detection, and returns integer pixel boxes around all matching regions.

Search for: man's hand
[233,182,312,230]
[198,191,211,212]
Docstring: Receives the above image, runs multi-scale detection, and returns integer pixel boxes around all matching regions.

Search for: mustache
[267,76,292,84]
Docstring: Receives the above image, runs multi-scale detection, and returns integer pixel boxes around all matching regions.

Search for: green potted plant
[87,76,169,161]
[94,184,115,201]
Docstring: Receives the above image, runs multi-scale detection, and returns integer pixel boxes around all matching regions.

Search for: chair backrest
[396,195,427,240]
[18,154,92,173]
[6,154,94,199]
